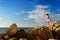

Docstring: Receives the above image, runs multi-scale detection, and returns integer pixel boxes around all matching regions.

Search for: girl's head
[44,13,49,17]
[45,13,49,16]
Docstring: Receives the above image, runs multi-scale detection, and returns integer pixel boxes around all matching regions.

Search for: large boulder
[16,29,27,38]
[19,38,27,40]
[0,34,10,40]
[7,23,18,37]
[27,26,54,40]
[52,22,60,32]
[49,22,60,39]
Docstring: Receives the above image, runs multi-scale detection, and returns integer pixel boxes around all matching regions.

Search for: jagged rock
[8,38,16,40]
[19,38,27,40]
[49,22,60,39]
[0,34,6,39]
[1,22,60,40]
[0,34,9,40]
[7,23,18,37]
[49,39,58,40]
[52,22,60,40]
[16,29,27,38]
[27,26,54,40]
[0,34,1,40]
[52,22,60,32]
[4,34,10,40]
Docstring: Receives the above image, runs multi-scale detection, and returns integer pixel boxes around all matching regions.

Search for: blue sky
[0,0,60,27]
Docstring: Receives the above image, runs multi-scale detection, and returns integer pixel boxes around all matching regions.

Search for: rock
[16,29,27,38]
[7,23,18,37]
[0,34,6,39]
[0,34,11,40]
[19,38,27,40]
[9,38,16,40]
[0,34,1,40]
[27,26,54,40]
[1,22,60,40]
[49,39,58,40]
[52,22,60,32]
[49,22,60,39]
[4,34,10,39]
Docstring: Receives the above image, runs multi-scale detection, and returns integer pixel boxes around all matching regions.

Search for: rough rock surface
[16,29,27,38]
[7,23,18,36]
[27,26,54,40]
[49,22,60,39]
[0,22,60,40]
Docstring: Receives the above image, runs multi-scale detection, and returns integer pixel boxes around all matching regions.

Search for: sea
[0,27,34,34]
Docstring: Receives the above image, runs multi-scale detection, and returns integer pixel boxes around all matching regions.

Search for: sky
[0,0,60,27]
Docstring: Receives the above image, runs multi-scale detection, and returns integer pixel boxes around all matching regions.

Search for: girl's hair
[46,13,49,16]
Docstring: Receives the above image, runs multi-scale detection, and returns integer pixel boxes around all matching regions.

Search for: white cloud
[36,5,49,9]
[50,14,60,21]
[16,5,60,26]
[18,24,33,27]
[25,5,60,25]
[26,5,49,23]
[16,10,25,15]
[22,5,60,26]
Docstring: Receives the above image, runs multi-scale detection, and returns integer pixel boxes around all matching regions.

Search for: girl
[44,13,52,25]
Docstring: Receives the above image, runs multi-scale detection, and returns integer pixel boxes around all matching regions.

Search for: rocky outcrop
[16,29,27,39]
[7,23,18,37]
[49,22,60,39]
[27,26,54,40]
[0,22,60,40]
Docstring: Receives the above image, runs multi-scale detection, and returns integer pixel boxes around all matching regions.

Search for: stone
[19,38,27,40]
[49,22,60,39]
[0,34,1,40]
[4,34,10,39]
[7,23,18,36]
[49,39,58,40]
[1,22,60,40]
[16,29,27,38]
[9,38,16,40]
[27,26,54,40]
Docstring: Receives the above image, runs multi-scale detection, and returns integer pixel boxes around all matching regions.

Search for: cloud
[16,5,60,26]
[18,23,33,27]
[50,14,60,21]
[26,5,49,23]
[16,10,26,15]
[15,5,60,27]
[36,5,49,9]
[25,5,60,25]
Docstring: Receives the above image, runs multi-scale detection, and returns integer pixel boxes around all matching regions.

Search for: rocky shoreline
[0,22,60,40]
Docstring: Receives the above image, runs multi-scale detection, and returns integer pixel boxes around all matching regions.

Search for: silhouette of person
[44,13,52,25]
